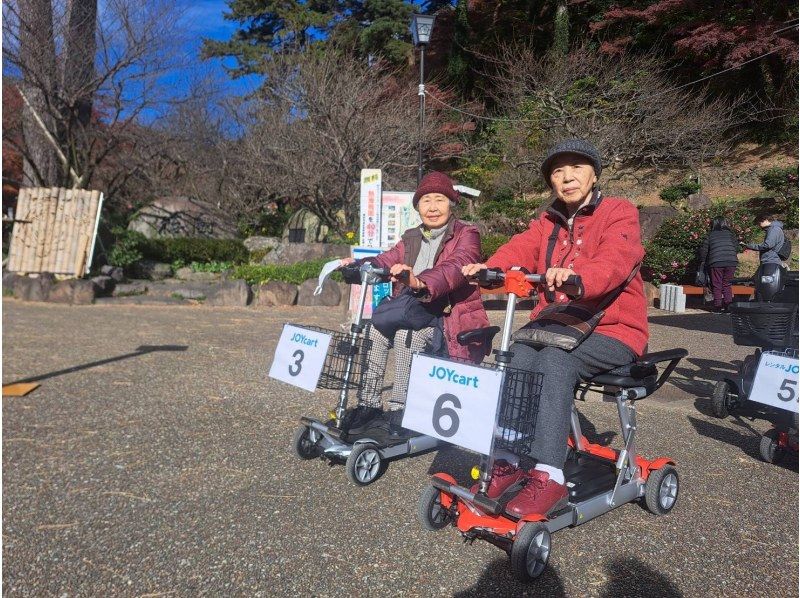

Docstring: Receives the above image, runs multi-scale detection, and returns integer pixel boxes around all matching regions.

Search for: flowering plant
[642,202,760,285]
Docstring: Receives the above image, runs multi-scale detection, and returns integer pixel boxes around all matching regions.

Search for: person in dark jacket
[340,171,490,421]
[699,217,739,312]
[746,214,785,265]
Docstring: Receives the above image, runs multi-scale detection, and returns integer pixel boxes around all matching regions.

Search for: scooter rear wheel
[759,429,785,463]
[510,523,551,582]
[346,444,385,486]
[292,425,321,460]
[644,465,679,515]
[418,484,450,531]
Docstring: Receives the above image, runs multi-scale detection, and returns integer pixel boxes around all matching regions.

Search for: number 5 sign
[749,352,799,413]
[403,354,504,455]
[269,325,332,392]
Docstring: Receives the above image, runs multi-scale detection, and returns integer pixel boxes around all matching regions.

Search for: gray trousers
[508,333,635,469]
[358,325,434,410]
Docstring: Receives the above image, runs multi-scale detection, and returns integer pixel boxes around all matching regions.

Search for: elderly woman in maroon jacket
[341,171,490,425]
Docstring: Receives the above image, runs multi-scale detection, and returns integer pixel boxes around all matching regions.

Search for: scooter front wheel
[346,444,385,486]
[510,523,551,582]
[418,484,450,531]
[292,425,320,460]
[711,380,735,418]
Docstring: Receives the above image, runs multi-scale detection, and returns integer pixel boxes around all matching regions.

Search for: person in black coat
[699,217,739,312]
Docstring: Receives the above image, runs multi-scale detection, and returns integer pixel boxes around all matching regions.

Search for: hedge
[138,237,249,265]
[233,258,342,285]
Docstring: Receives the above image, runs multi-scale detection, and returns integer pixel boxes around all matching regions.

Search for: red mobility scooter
[417,268,687,581]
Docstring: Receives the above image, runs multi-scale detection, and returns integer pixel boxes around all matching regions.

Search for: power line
[426,21,799,125]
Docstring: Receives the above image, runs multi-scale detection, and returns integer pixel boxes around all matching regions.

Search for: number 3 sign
[269,325,333,391]
[749,352,799,413]
[403,354,504,455]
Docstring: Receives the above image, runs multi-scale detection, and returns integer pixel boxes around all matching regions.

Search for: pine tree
[201,0,338,75]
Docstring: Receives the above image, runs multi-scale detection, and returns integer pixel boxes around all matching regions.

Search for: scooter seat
[582,362,657,389]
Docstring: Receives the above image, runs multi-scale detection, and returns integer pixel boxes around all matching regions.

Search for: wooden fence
[7,187,104,277]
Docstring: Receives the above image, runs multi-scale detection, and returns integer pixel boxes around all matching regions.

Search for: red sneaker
[506,469,568,518]
[470,460,527,499]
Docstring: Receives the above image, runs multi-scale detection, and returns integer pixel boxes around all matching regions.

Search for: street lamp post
[411,13,435,185]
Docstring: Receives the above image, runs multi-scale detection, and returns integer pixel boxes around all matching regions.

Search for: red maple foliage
[591,0,797,71]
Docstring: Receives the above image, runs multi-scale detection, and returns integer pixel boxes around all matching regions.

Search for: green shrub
[481,234,510,261]
[759,166,799,228]
[108,227,146,268]
[138,237,248,265]
[659,180,701,205]
[190,261,233,273]
[233,259,343,286]
[249,247,273,263]
[643,202,761,284]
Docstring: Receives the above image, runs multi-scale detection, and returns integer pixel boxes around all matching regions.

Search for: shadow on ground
[3,344,189,385]
[452,554,682,597]
[687,414,798,471]
[649,313,733,335]
[669,356,743,400]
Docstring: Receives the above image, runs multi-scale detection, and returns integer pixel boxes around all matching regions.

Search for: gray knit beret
[540,139,603,187]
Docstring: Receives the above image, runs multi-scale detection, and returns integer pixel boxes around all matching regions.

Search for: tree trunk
[19,0,59,186]
[63,0,97,129]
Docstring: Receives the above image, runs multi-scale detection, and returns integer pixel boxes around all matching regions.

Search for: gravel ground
[2,300,797,597]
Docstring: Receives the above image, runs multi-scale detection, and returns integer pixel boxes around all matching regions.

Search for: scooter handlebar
[339,262,391,285]
[473,268,584,299]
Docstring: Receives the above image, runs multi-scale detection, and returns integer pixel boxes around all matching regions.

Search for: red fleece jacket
[486,195,648,356]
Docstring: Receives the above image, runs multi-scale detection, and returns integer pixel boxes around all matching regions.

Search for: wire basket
[289,325,373,391]
[729,302,799,349]
[494,366,544,455]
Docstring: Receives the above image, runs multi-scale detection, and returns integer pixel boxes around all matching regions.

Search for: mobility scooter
[273,261,442,485]
[415,268,687,581]
[711,263,798,423]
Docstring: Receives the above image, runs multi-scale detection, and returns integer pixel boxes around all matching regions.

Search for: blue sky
[176,0,263,97]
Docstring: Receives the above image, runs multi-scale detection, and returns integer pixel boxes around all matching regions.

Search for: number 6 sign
[403,354,504,455]
[269,325,333,391]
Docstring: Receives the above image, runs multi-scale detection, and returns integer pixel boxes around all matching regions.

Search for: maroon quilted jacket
[368,218,490,363]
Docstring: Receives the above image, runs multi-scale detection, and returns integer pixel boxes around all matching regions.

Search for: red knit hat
[412,171,459,209]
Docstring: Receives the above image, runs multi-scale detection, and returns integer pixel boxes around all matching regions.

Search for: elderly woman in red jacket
[462,139,648,518]
[341,171,490,428]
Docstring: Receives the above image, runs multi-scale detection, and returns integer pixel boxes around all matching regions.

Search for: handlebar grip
[558,274,584,299]
[475,268,504,286]
[339,264,362,285]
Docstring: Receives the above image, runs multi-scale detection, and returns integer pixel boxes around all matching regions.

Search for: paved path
[2,300,797,596]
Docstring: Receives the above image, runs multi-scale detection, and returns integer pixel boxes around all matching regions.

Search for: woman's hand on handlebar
[545,267,577,293]
[390,264,425,291]
[462,263,488,280]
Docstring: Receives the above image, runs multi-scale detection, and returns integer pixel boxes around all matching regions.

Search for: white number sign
[269,325,332,392]
[749,352,799,413]
[403,354,504,455]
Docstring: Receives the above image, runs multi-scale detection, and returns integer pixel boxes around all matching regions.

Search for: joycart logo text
[764,360,800,374]
[428,365,479,388]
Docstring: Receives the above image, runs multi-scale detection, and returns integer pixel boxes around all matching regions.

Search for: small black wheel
[759,429,785,463]
[644,465,679,515]
[510,523,551,582]
[292,425,320,460]
[418,484,450,531]
[711,380,734,418]
[345,444,384,486]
